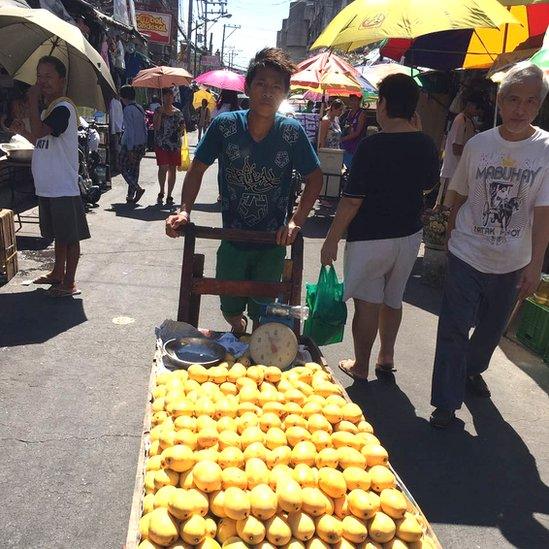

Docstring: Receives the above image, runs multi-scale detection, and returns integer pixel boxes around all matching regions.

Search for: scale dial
[249,322,299,369]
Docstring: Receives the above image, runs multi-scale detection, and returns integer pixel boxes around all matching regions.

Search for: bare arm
[517,205,549,301]
[318,119,329,149]
[27,85,52,144]
[165,159,209,237]
[445,190,467,248]
[276,167,323,246]
[153,108,162,131]
[320,196,363,265]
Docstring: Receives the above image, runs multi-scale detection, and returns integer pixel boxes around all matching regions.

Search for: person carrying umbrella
[28,56,90,297]
[165,47,323,334]
[153,87,186,206]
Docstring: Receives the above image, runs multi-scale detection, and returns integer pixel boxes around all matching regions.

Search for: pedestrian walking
[430,62,549,428]
[437,92,483,207]
[213,89,239,117]
[196,98,211,141]
[340,94,367,168]
[153,87,185,206]
[318,98,344,149]
[166,47,323,334]
[119,84,148,203]
[321,74,439,381]
[28,56,90,297]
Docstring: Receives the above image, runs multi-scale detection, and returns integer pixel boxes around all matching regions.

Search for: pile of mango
[138,361,437,549]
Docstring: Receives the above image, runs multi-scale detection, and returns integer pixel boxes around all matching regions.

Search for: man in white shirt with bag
[430,62,549,428]
[29,56,90,297]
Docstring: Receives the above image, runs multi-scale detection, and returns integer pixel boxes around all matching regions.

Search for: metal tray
[162,337,226,369]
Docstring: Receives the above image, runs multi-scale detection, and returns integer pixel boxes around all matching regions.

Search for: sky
[186,0,294,70]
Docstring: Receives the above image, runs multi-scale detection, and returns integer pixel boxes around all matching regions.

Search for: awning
[63,0,147,41]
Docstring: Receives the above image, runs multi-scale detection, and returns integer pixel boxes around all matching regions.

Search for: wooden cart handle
[178,224,280,245]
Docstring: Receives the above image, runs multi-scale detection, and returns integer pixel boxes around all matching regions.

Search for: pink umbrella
[132,66,193,88]
[195,69,245,92]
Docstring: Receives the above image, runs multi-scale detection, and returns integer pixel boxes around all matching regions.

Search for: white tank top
[31,97,79,197]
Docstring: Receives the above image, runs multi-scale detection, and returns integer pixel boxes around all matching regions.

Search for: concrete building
[276,0,354,62]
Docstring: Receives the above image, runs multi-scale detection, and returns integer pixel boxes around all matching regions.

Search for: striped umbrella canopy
[291,51,367,93]
[380,2,549,70]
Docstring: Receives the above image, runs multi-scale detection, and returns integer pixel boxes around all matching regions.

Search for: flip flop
[375,363,396,382]
[47,287,82,298]
[32,275,62,285]
[338,360,369,381]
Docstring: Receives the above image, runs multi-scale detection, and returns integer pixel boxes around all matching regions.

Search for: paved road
[1,134,548,548]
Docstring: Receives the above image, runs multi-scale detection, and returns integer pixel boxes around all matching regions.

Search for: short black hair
[246,48,297,92]
[161,87,174,96]
[37,56,66,78]
[378,74,419,120]
[119,85,136,100]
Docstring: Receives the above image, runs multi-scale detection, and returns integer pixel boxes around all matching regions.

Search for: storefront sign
[201,55,221,69]
[135,10,172,45]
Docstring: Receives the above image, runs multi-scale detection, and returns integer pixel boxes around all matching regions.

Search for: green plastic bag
[303,266,347,346]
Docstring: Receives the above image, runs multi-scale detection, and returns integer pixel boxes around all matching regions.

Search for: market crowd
[12,45,549,430]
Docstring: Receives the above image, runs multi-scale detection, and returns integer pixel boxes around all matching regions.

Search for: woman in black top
[321,74,439,382]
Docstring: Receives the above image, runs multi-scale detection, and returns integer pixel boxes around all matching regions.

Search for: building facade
[276,0,354,62]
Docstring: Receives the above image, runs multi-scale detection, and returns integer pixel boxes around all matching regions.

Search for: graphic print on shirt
[472,153,543,245]
[226,156,281,226]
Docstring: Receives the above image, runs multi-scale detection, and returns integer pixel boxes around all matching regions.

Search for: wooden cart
[176,225,304,335]
[125,225,442,548]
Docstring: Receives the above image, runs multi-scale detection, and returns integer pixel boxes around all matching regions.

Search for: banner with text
[136,10,172,44]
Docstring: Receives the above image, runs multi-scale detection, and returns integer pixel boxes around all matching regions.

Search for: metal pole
[221,24,226,66]
[204,0,208,51]
[210,32,213,55]
[186,0,193,70]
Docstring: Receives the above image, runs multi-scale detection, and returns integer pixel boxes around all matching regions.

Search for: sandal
[375,363,396,382]
[32,275,62,285]
[157,193,164,205]
[166,196,175,206]
[338,360,369,381]
[47,287,82,298]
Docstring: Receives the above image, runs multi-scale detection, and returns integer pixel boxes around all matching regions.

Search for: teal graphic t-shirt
[195,111,319,236]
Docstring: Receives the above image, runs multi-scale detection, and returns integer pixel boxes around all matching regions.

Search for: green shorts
[215,241,286,321]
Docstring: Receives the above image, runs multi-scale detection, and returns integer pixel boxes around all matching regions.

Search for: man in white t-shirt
[430,62,549,428]
[28,56,90,297]
[436,93,482,206]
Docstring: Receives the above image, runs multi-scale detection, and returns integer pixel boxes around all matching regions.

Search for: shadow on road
[499,338,549,397]
[302,215,332,239]
[403,256,443,316]
[16,235,53,251]
[193,201,221,213]
[345,380,549,548]
[0,289,87,346]
[105,203,175,222]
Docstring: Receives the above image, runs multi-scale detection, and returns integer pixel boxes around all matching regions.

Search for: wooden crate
[125,340,442,549]
[0,208,17,282]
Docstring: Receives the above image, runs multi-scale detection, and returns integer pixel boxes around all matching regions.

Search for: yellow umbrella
[193,88,216,111]
[0,7,115,109]
[311,0,520,52]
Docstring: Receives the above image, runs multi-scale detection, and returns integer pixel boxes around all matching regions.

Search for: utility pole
[203,0,208,52]
[221,23,241,67]
[186,0,193,70]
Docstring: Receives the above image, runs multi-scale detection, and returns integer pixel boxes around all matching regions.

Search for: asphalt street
[0,132,548,548]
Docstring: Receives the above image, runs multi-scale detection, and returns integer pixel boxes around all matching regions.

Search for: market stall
[126,225,441,549]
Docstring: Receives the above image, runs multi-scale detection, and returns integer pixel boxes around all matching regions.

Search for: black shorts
[38,196,91,243]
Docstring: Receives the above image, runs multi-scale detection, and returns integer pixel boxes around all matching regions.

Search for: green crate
[516,298,549,356]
